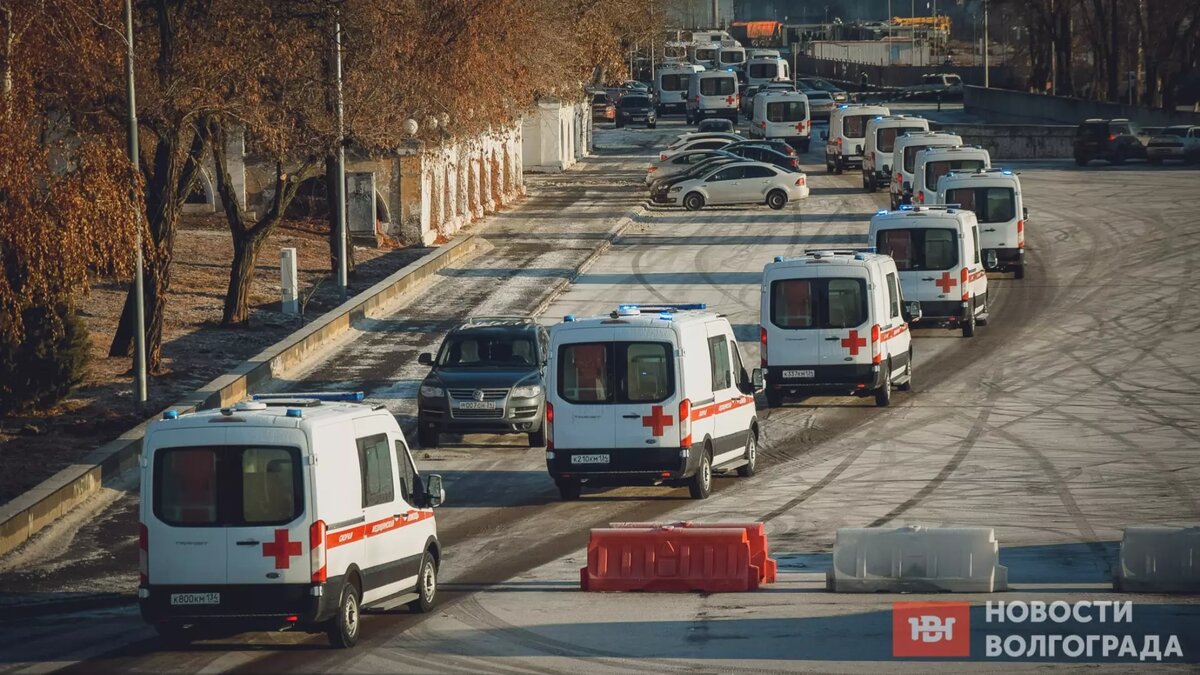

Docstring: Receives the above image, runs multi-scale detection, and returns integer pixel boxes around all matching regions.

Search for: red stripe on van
[326,511,434,550]
[690,395,755,421]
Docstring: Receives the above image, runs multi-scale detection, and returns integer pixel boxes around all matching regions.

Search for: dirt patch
[0,214,428,506]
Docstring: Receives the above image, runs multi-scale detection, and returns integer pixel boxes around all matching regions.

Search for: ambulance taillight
[1017,219,1025,248]
[546,402,554,450]
[960,267,970,301]
[138,523,148,585]
[871,324,881,364]
[916,191,925,204]
[310,520,327,584]
[759,326,767,367]
[679,399,692,449]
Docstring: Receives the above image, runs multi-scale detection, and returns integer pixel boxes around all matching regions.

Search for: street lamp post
[332,13,348,302]
[983,0,990,87]
[123,0,147,405]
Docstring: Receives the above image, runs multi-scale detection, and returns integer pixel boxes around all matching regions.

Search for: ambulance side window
[730,341,751,392]
[972,226,981,264]
[707,335,732,390]
[356,434,395,508]
[886,273,900,319]
[394,440,417,504]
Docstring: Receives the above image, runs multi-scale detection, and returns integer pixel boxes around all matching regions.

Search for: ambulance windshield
[944,187,1016,223]
[925,159,987,191]
[876,228,959,271]
[154,446,301,526]
[557,341,674,404]
[770,278,868,329]
[877,126,926,153]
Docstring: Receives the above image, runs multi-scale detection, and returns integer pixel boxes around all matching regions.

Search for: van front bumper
[139,580,343,628]
[547,447,695,484]
[765,364,883,395]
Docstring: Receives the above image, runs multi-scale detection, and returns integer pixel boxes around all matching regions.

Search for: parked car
[723,138,798,157]
[1146,125,1200,164]
[661,135,737,160]
[648,157,746,201]
[901,73,964,101]
[667,131,743,151]
[698,117,735,133]
[801,89,835,121]
[616,94,657,128]
[726,144,801,172]
[796,77,848,103]
[1073,118,1148,165]
[740,85,762,116]
[665,161,809,211]
[646,148,738,185]
[591,92,615,123]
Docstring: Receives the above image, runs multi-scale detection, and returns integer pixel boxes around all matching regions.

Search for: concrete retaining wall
[0,235,489,558]
[965,86,1200,127]
[933,123,1077,160]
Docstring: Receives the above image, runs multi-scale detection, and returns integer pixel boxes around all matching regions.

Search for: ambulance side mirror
[882,164,891,173]
[903,301,922,323]
[1023,207,1029,221]
[418,352,433,366]
[751,368,765,392]
[424,474,445,508]
[819,130,829,141]
[855,144,863,154]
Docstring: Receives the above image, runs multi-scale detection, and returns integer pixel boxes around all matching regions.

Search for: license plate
[171,592,220,606]
[571,454,610,464]
[457,401,496,409]
[782,369,815,378]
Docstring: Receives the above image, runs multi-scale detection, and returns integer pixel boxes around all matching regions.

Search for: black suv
[1074,119,1147,165]
[616,94,657,128]
[416,317,549,448]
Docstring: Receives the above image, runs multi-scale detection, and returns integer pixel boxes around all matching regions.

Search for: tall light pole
[983,0,990,87]
[332,13,348,301]
[123,0,147,405]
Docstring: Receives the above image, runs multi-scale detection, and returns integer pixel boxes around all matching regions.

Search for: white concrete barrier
[1114,526,1200,593]
[827,525,1008,593]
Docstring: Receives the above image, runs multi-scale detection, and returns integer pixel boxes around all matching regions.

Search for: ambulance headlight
[420,385,445,398]
[512,384,542,398]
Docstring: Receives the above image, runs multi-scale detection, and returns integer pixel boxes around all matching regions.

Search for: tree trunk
[223,231,268,324]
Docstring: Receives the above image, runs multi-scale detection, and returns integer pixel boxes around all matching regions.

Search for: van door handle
[983,227,996,232]
[621,413,641,419]
[921,277,936,281]
[236,539,260,546]
[824,337,841,341]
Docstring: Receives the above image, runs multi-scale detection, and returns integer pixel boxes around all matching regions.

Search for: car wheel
[1111,148,1126,165]
[1074,156,1088,166]
[556,479,581,501]
[648,122,657,129]
[737,430,757,477]
[615,120,624,128]
[962,303,977,338]
[326,579,361,648]
[897,349,913,392]
[528,423,546,448]
[874,360,892,407]
[688,448,713,499]
[683,192,705,211]
[766,190,788,210]
[406,554,438,614]
[1149,157,1163,165]
[417,424,439,449]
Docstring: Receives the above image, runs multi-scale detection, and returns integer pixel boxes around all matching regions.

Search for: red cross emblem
[262,528,302,569]
[841,330,867,355]
[642,405,675,437]
[794,121,806,132]
[725,95,736,105]
[934,271,957,294]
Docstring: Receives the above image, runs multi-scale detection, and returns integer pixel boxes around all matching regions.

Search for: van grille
[448,388,508,401]
[451,408,505,420]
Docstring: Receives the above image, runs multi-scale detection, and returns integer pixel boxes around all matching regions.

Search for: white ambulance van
[716,42,747,69]
[870,206,990,337]
[545,304,762,501]
[823,104,891,174]
[745,57,789,86]
[656,63,703,115]
[862,115,930,192]
[138,393,445,648]
[689,42,720,68]
[890,131,963,209]
[687,70,740,124]
[911,145,991,206]
[760,251,917,408]
[750,90,812,152]
[937,168,1028,278]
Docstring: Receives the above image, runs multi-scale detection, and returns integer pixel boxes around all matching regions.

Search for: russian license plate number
[782,369,815,378]
[571,454,610,465]
[170,592,220,606]
[457,401,496,409]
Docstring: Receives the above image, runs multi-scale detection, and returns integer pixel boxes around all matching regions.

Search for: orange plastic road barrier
[581,526,765,592]
[610,521,777,585]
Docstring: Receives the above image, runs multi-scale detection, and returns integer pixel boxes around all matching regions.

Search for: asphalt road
[2,116,1199,673]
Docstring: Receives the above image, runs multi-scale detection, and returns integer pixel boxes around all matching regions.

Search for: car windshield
[876,228,959,270]
[876,126,926,153]
[437,333,537,368]
[945,187,1017,223]
[925,159,987,190]
[700,77,736,96]
[621,96,651,109]
[557,341,674,404]
[1077,122,1109,138]
[770,278,868,329]
[767,101,807,122]
[592,94,608,104]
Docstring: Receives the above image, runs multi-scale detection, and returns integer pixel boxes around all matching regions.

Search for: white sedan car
[665,161,809,211]
[645,149,735,185]
[666,131,742,151]
[660,136,738,161]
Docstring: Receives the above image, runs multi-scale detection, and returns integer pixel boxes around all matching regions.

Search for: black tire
[1014,263,1025,280]
[417,424,439,449]
[688,449,713,499]
[683,192,705,211]
[1149,157,1163,166]
[874,361,892,407]
[889,194,898,210]
[865,172,876,192]
[737,430,757,477]
[528,422,546,448]
[833,157,844,175]
[326,580,361,649]
[825,158,833,173]
[801,140,811,153]
[897,350,913,392]
[765,388,783,408]
[615,120,624,128]
[648,122,657,129]
[1074,156,1088,167]
[766,190,788,210]
[406,554,437,614]
[154,622,195,647]
[962,303,977,338]
[556,479,581,501]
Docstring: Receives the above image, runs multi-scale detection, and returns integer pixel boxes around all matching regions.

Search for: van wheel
[766,190,788,210]
[737,430,757,477]
[683,192,705,211]
[154,622,195,647]
[556,479,581,501]
[962,305,977,338]
[688,448,713,499]
[406,554,438,613]
[874,361,892,407]
[897,350,913,392]
[417,424,439,449]
[1014,263,1026,280]
[864,172,876,192]
[833,157,843,175]
[765,389,783,408]
[327,580,361,648]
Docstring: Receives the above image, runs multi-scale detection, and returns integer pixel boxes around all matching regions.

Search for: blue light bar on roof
[876,209,888,215]
[162,410,179,420]
[254,391,365,402]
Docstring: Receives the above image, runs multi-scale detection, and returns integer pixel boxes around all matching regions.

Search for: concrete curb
[0,234,488,559]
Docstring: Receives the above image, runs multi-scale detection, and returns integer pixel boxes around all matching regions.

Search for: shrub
[0,305,90,415]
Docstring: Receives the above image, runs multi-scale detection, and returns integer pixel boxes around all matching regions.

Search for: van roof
[872,205,973,225]
[765,249,891,271]
[151,398,383,434]
[918,144,986,154]
[554,304,718,332]
[940,167,1019,181]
